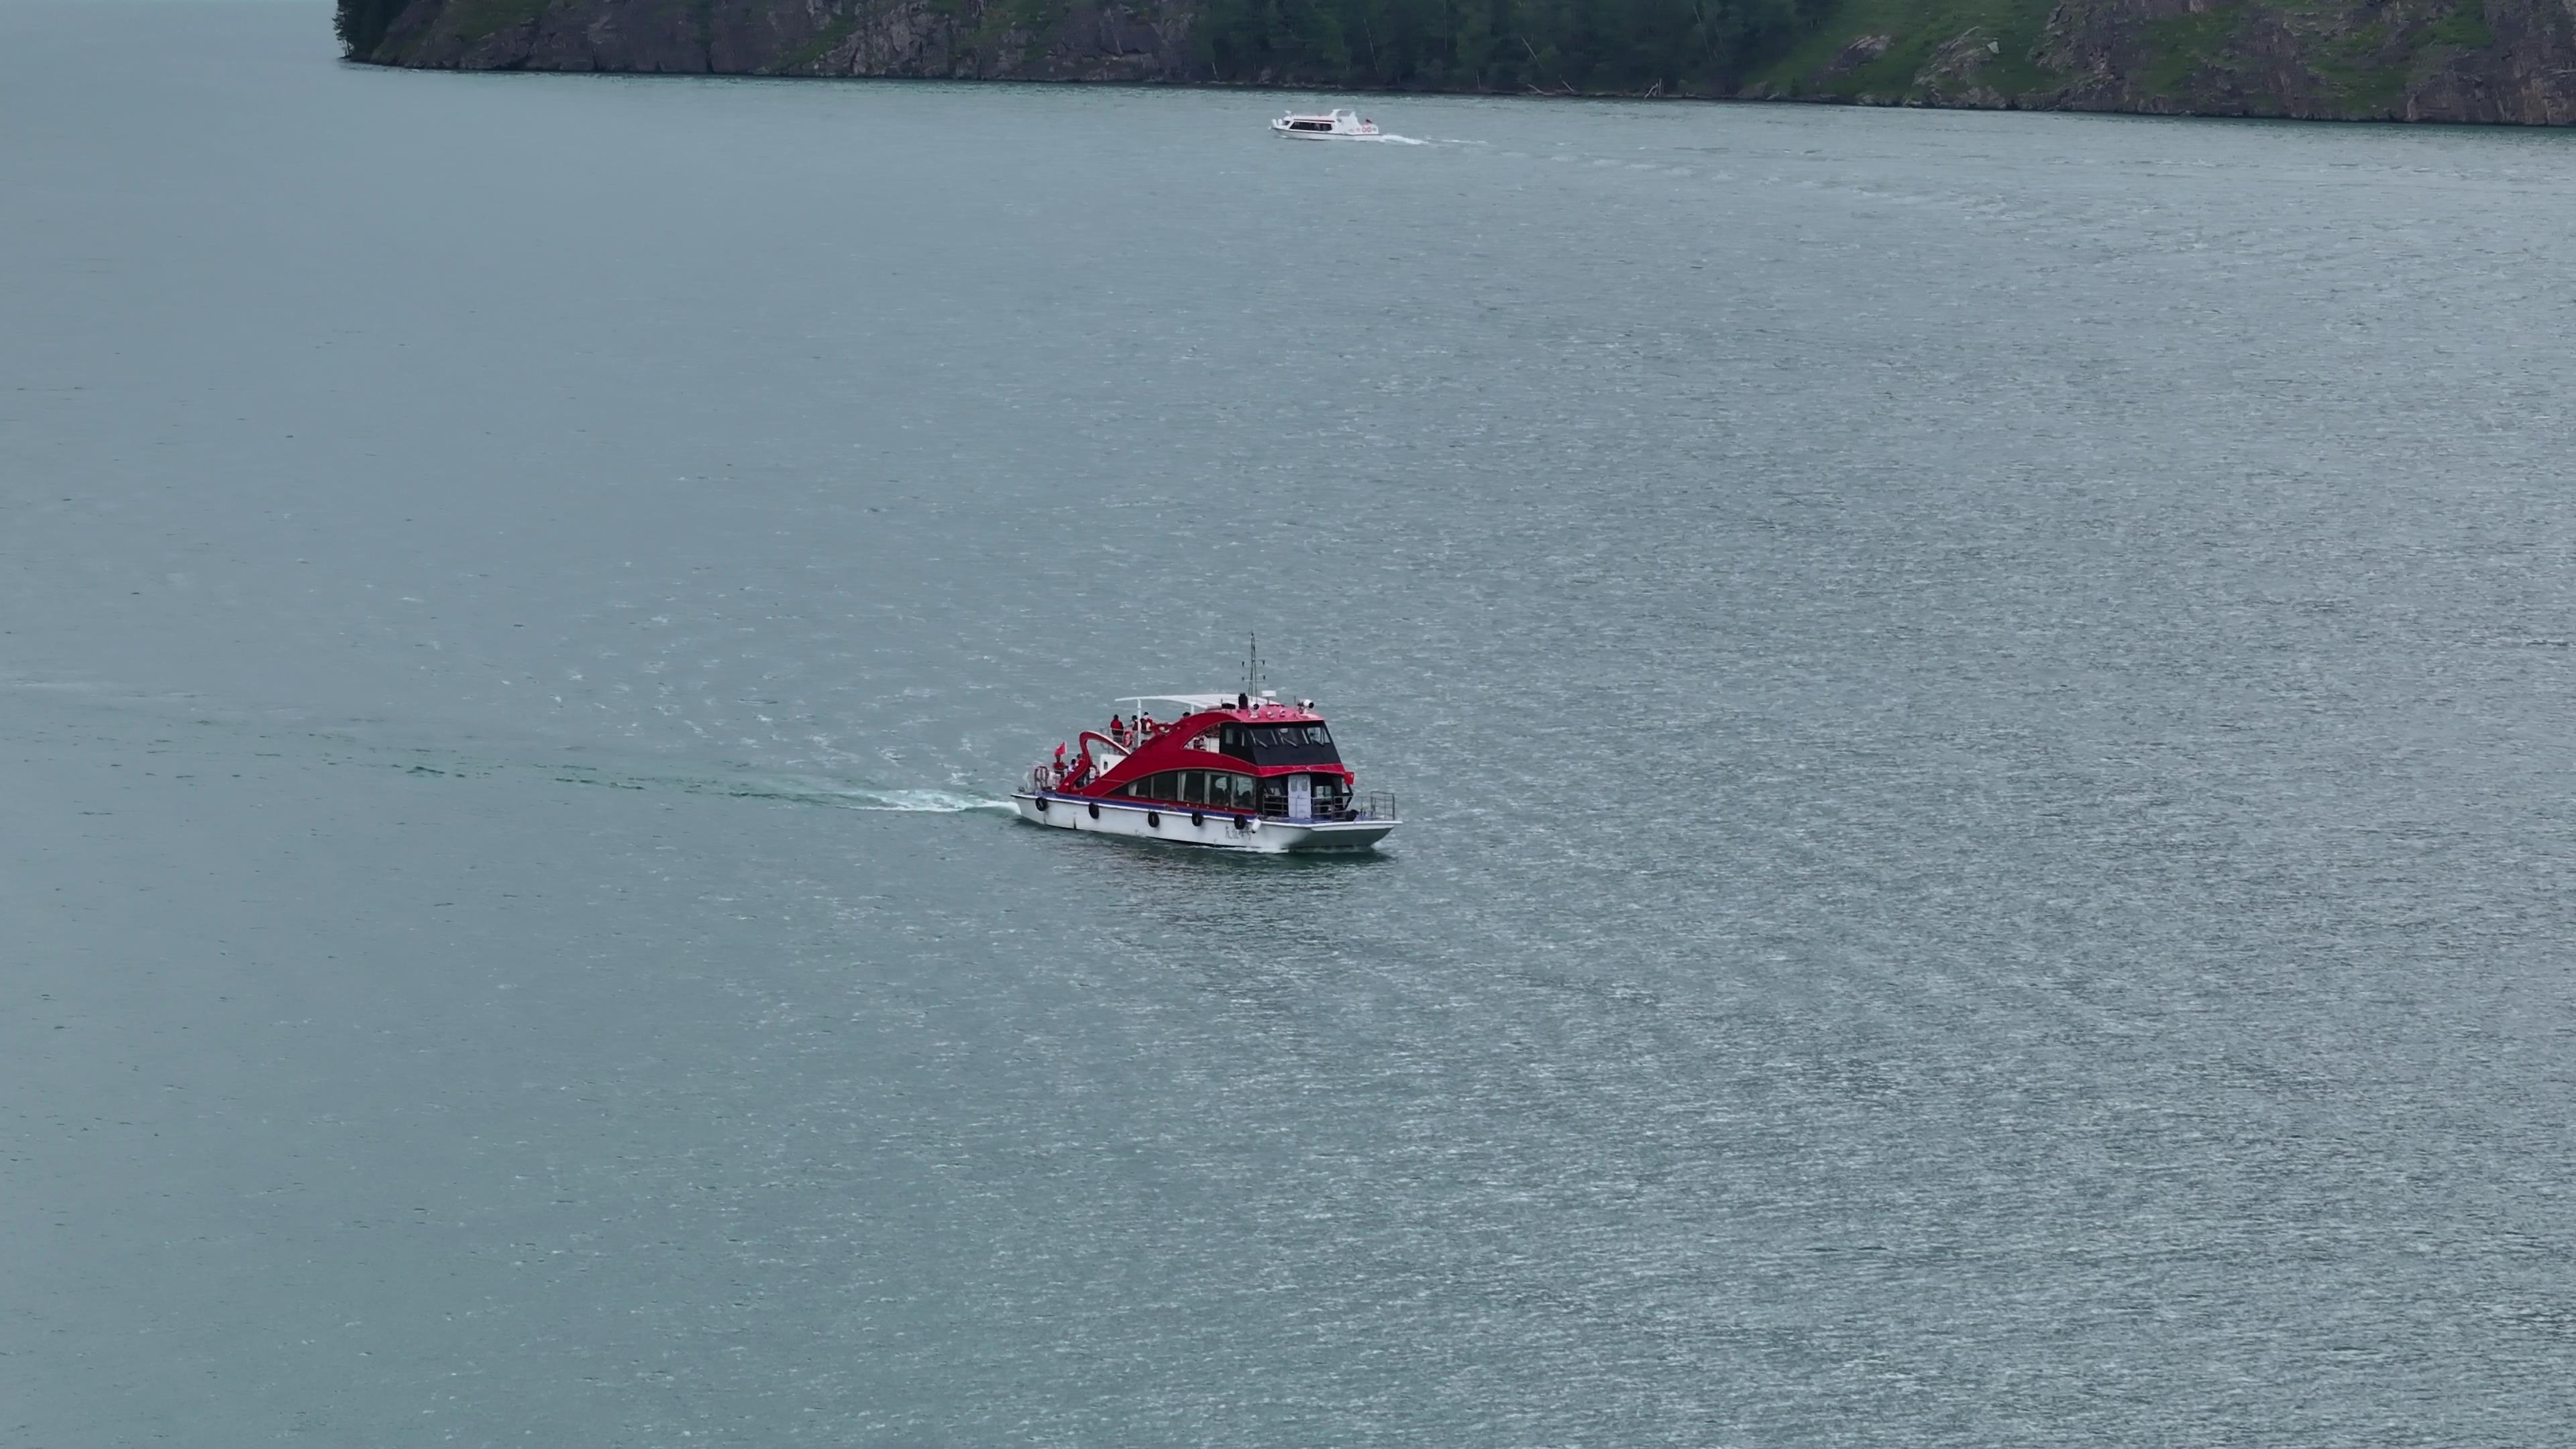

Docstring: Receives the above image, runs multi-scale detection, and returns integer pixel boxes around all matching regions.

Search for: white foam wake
[830,787,1014,814]
[678,772,1016,814]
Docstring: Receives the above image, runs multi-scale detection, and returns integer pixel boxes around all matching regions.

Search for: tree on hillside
[1199,0,1828,91]
[335,0,413,59]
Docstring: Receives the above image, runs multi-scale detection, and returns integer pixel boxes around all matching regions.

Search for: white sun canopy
[1114,692,1269,716]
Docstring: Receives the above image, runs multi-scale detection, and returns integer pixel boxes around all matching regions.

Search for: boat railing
[1024,773,1395,822]
[1340,791,1397,822]
[1249,791,1395,822]
[1028,764,1095,793]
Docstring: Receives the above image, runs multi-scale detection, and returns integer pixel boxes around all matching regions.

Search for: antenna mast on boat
[1242,632,1265,700]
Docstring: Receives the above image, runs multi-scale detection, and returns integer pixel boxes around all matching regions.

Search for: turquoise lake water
[7,3,2576,1442]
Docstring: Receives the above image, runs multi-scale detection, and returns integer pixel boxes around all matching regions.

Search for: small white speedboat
[1271,108,1381,140]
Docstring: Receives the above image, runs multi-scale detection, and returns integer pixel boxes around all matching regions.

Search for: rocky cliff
[341,0,2576,125]
[349,0,1202,80]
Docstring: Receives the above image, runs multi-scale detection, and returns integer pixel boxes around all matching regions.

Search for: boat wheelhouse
[1014,690,1397,853]
[1271,108,1381,140]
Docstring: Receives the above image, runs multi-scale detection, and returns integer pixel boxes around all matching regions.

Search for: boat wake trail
[428,757,1016,816]
[0,675,1022,818]
[825,786,1012,814]
[694,772,1014,814]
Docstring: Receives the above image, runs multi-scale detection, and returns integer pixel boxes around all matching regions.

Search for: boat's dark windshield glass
[1217,721,1343,767]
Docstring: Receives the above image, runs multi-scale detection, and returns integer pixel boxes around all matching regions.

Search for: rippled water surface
[8,4,2576,1442]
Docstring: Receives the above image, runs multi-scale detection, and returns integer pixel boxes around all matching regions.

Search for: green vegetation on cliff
[1194,0,1835,93]
[337,0,2576,127]
[335,0,409,58]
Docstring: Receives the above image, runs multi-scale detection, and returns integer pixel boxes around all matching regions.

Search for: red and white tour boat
[1015,686,1397,853]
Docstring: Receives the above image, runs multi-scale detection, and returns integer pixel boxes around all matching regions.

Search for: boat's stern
[1269,817,1398,853]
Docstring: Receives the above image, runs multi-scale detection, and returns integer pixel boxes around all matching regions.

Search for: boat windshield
[1218,720,1340,766]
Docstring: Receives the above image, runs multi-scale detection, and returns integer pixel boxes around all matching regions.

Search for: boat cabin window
[1216,721,1341,767]
[1112,770,1348,816]
[1120,769,1256,808]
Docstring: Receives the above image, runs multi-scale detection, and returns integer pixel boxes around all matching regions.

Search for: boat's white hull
[1270,121,1381,140]
[1012,792,1395,853]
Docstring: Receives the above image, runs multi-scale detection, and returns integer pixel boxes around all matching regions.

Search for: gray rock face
[371,0,1197,80]
[2030,0,2576,123]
